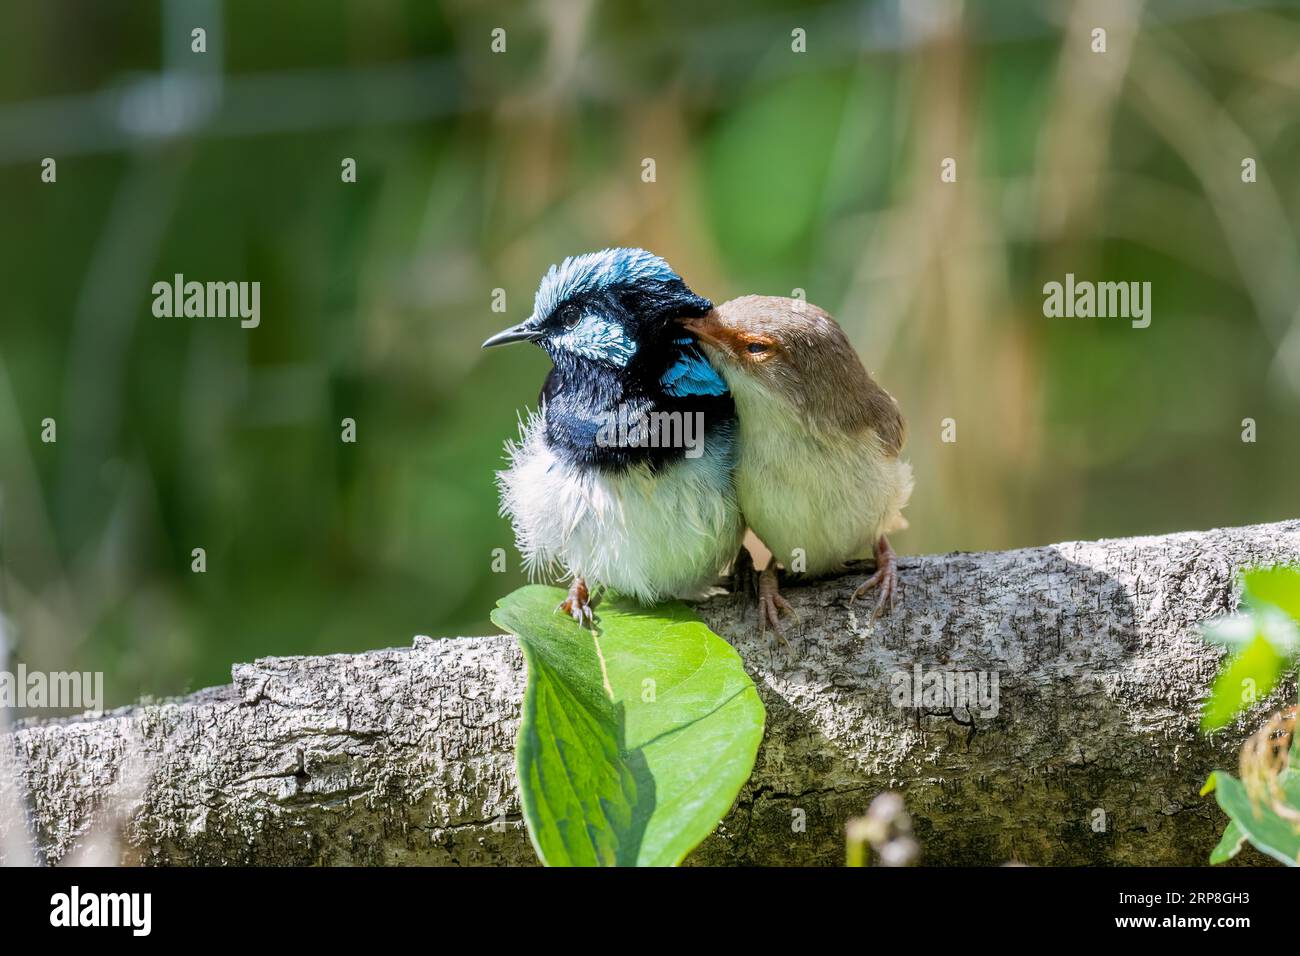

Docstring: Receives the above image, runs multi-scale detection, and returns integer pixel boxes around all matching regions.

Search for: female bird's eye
[746,341,770,354]
[560,306,582,329]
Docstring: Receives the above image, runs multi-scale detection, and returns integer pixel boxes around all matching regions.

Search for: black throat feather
[540,340,735,474]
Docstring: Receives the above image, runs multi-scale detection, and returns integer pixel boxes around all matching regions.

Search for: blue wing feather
[661,348,728,397]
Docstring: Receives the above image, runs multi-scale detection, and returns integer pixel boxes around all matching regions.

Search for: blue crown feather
[533,248,683,320]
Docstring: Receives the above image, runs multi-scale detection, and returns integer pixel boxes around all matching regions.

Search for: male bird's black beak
[482,319,542,349]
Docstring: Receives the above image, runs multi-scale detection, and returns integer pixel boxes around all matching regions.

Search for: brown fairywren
[682,295,912,635]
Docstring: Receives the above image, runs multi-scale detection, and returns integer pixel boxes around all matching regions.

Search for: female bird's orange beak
[681,312,732,351]
[681,312,775,363]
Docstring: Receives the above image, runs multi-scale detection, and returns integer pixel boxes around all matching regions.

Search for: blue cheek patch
[661,349,728,397]
[554,316,637,366]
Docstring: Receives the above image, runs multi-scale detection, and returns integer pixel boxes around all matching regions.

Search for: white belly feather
[498,411,745,603]
[729,376,912,576]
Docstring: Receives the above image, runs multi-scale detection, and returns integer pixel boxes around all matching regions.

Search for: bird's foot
[730,545,756,597]
[556,577,598,628]
[850,535,898,619]
[758,559,799,653]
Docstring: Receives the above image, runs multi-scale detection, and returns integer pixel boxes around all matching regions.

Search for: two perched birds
[483,248,912,636]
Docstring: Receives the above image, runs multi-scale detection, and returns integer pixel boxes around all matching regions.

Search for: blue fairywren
[682,296,913,634]
[483,249,745,624]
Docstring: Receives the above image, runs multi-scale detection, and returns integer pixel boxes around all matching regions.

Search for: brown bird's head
[680,295,904,447]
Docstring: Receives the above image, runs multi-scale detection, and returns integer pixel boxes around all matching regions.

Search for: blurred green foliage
[2,0,1300,704]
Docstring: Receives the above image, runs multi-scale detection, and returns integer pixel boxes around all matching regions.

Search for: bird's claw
[555,578,598,628]
[757,560,799,654]
[556,599,595,627]
[759,594,797,653]
[850,536,898,619]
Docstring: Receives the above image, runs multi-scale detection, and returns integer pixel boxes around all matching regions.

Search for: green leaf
[1200,772,1218,797]
[492,585,765,866]
[1213,770,1300,867]
[1208,819,1247,864]
[1242,565,1300,625]
[1201,635,1287,731]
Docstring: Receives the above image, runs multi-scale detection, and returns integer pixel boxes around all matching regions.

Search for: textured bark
[3,521,1297,866]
